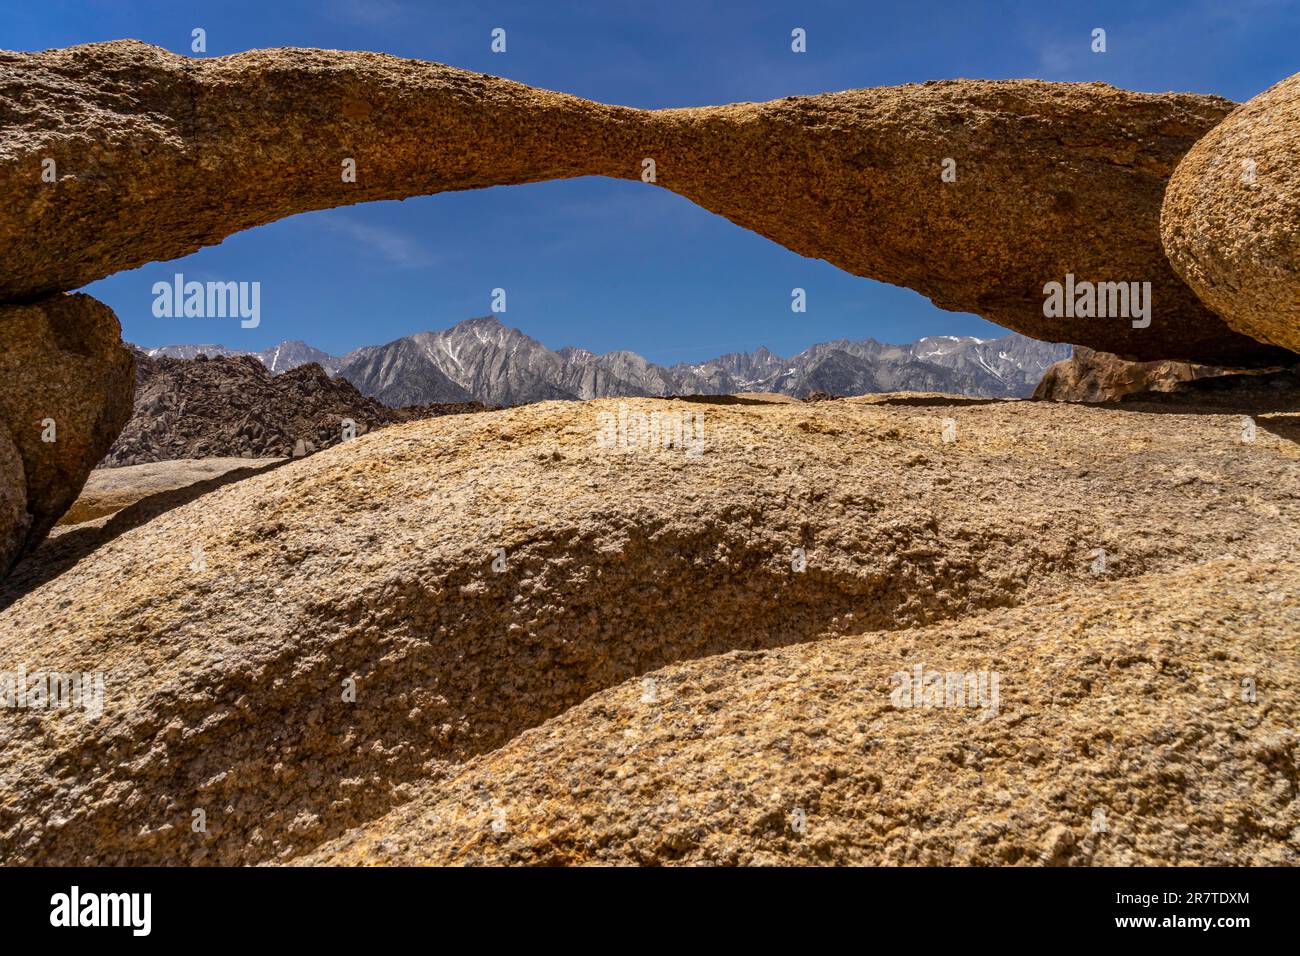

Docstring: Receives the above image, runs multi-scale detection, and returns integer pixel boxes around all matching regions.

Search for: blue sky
[8,0,1299,362]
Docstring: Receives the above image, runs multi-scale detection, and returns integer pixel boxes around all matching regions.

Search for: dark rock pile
[101,350,488,467]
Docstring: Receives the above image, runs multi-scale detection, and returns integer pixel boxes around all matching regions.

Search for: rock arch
[2,40,1291,367]
[2,41,1296,572]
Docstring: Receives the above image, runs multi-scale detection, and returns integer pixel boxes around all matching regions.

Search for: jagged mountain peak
[148,320,1070,407]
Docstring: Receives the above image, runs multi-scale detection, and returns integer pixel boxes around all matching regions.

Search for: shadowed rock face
[0,294,135,571]
[2,41,1290,366]
[0,430,26,573]
[302,558,1299,867]
[1032,346,1221,402]
[1162,71,1300,355]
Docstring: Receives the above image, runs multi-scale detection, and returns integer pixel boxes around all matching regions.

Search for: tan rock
[1163,72,1300,354]
[648,81,1286,367]
[58,457,283,526]
[1032,346,1219,402]
[1,42,1288,366]
[0,395,1296,865]
[304,558,1300,866]
[0,294,135,565]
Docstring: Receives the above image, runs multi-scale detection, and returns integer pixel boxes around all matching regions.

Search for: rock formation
[1033,346,1220,402]
[0,294,134,571]
[1162,71,1300,355]
[2,41,1290,366]
[1,394,1296,865]
[102,349,487,467]
[58,457,283,526]
[304,558,1298,866]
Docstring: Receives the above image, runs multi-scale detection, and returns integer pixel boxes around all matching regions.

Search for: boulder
[1033,346,1219,402]
[1,42,1289,366]
[0,294,135,566]
[1162,71,1300,355]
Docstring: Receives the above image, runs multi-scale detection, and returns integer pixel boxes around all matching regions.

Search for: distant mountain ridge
[143,340,346,375]
[139,317,1070,405]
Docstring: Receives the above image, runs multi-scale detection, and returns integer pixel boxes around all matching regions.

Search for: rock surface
[102,349,487,467]
[305,558,1299,866]
[648,81,1288,366]
[0,430,27,574]
[1033,346,1221,402]
[0,294,135,569]
[1,394,1297,865]
[59,457,283,525]
[1163,72,1300,355]
[2,41,1288,366]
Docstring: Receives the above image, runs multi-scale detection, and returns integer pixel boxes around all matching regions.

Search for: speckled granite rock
[2,41,1287,365]
[0,294,134,570]
[304,558,1300,866]
[0,395,1296,865]
[1163,72,1300,354]
[646,81,1288,366]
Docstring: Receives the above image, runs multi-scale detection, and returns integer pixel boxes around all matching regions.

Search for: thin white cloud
[319,215,440,270]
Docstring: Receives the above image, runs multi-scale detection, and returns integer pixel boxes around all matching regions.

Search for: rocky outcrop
[1163,72,1300,355]
[1125,364,1300,415]
[2,41,1289,366]
[102,349,486,467]
[306,558,1299,866]
[0,41,631,301]
[0,294,135,570]
[1,394,1297,864]
[1033,346,1220,402]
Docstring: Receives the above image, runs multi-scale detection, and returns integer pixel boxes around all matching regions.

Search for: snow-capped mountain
[142,318,1070,407]
[144,340,343,375]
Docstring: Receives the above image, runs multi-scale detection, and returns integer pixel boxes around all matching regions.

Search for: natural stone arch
[2,40,1292,367]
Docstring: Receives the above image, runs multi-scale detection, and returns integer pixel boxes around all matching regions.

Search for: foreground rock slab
[0,395,1297,864]
[306,558,1300,866]
[59,457,283,526]
[0,294,134,571]
[1163,72,1300,355]
[1,42,1289,366]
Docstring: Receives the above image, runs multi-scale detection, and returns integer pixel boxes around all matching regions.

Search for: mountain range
[140,317,1071,405]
